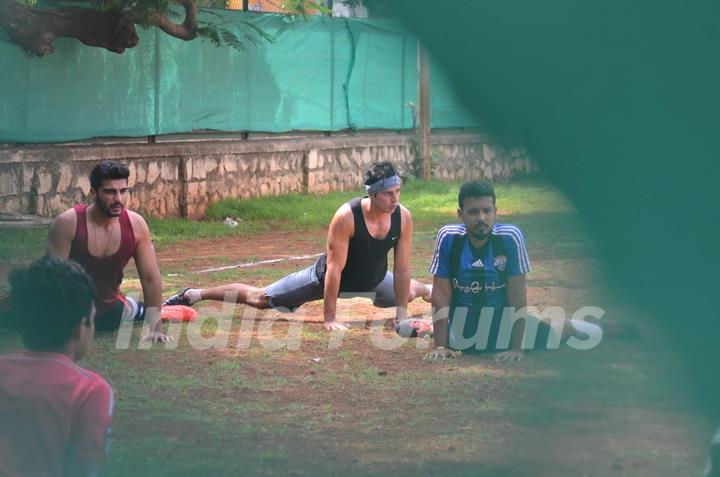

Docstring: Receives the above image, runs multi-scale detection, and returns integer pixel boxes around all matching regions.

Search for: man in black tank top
[164,162,431,331]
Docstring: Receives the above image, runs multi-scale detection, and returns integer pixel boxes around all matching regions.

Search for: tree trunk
[0,0,139,56]
[0,0,197,57]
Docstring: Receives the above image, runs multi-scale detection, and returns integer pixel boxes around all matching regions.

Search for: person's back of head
[9,256,97,355]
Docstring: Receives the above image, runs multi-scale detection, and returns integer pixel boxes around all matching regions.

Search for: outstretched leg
[165,263,323,311]
[164,284,270,309]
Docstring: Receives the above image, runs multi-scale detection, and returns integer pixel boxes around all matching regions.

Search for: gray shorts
[264,262,397,312]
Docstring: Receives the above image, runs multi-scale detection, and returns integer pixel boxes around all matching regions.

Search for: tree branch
[145,0,198,41]
[0,0,138,56]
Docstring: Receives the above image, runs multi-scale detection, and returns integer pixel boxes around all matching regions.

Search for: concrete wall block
[0,196,19,214]
[161,160,177,181]
[223,158,237,173]
[483,144,495,162]
[360,148,372,167]
[0,170,18,197]
[56,164,73,193]
[268,158,278,172]
[204,157,218,175]
[22,166,33,192]
[198,181,207,198]
[134,161,146,183]
[308,149,319,170]
[37,168,53,195]
[251,157,262,174]
[192,159,206,180]
[127,162,137,188]
[337,152,350,170]
[493,161,503,176]
[147,162,160,183]
[187,181,199,197]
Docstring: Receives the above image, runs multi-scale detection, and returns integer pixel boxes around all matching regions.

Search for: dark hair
[364,161,399,185]
[90,160,129,190]
[9,257,97,351]
[458,181,496,209]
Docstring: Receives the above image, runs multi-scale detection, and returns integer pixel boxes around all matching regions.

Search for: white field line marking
[196,253,322,274]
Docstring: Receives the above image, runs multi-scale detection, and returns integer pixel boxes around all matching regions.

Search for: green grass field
[0,179,710,476]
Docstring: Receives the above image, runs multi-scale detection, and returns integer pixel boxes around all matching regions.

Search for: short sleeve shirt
[0,351,114,476]
[429,223,531,350]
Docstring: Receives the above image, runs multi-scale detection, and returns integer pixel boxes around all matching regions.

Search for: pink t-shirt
[0,351,113,476]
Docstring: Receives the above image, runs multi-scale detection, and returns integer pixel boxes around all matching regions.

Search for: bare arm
[130,213,167,340]
[431,276,451,348]
[424,276,459,360]
[45,209,77,259]
[323,205,353,331]
[495,274,528,362]
[392,206,412,322]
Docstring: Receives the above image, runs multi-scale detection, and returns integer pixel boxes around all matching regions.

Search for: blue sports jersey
[429,223,531,351]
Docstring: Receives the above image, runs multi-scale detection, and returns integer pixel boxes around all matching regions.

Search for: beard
[467,223,491,241]
[97,200,124,217]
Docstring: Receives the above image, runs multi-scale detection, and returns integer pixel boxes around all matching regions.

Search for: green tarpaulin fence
[0,10,478,143]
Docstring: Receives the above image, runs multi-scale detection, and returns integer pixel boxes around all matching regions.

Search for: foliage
[0,0,330,56]
[197,10,274,51]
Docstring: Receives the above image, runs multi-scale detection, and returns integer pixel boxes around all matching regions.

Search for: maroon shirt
[69,204,136,314]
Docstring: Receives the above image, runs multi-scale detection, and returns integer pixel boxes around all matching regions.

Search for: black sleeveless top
[315,197,402,292]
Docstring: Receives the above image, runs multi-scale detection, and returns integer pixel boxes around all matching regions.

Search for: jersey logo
[452,278,506,293]
[391,236,398,241]
[471,258,484,268]
[493,255,507,271]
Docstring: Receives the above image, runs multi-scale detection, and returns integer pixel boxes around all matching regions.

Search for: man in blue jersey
[423,181,531,362]
[417,180,608,362]
[417,180,607,361]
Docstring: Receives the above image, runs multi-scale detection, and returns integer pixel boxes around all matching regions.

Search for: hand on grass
[323,321,348,332]
[424,348,460,361]
[141,331,173,343]
[493,350,524,363]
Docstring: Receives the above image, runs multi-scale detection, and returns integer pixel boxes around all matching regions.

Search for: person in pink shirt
[0,256,113,477]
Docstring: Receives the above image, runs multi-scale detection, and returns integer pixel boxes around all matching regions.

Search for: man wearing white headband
[164,161,431,330]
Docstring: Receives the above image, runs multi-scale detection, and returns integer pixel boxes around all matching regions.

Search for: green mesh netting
[0,10,478,143]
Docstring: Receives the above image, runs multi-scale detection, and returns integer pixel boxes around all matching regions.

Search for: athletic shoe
[396,318,434,338]
[163,288,192,306]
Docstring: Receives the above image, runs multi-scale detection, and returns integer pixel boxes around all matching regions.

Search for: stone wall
[0,131,536,219]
